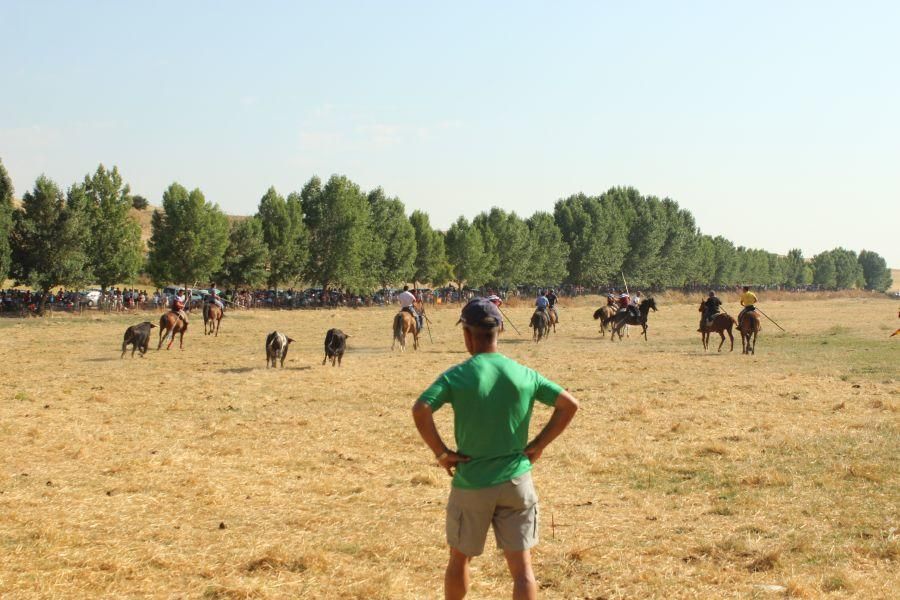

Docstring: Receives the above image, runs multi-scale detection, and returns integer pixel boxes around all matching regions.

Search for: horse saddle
[705,310,722,325]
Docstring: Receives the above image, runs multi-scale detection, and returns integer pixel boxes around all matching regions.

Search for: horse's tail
[393,313,403,341]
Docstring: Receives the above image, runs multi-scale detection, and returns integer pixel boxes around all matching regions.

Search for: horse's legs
[727,328,734,352]
[751,331,757,355]
[157,326,166,350]
[717,331,725,352]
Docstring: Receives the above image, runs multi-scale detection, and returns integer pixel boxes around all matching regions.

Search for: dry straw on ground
[0,295,897,598]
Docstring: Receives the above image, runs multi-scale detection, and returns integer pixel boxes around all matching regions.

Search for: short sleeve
[419,374,451,411]
[533,372,564,407]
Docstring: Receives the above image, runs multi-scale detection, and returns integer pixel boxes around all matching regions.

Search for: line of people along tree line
[0,157,893,313]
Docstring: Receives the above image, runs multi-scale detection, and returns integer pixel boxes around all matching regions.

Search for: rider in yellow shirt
[738,286,758,328]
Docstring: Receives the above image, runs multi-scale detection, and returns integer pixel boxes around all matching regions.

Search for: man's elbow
[412,400,431,418]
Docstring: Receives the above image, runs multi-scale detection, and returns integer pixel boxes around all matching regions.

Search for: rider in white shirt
[397,285,422,332]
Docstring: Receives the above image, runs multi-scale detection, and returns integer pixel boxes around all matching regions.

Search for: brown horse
[548,307,559,333]
[738,311,761,355]
[392,305,420,351]
[700,312,736,352]
[593,305,617,337]
[203,303,223,336]
[530,309,551,342]
[158,311,188,350]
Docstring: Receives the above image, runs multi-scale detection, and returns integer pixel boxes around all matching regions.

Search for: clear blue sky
[2,1,898,265]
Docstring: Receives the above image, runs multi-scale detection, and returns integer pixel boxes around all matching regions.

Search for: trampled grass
[0,296,897,598]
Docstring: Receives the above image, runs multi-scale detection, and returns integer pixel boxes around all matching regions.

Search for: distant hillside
[891,269,900,293]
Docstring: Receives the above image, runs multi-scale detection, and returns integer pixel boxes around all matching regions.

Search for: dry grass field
[0,295,897,599]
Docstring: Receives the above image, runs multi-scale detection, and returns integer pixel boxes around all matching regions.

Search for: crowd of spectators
[2,284,597,316]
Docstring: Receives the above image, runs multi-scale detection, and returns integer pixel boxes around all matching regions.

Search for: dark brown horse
[700,312,736,352]
[593,305,617,337]
[530,309,551,342]
[738,311,761,355]
[392,304,421,351]
[203,303,223,336]
[158,311,188,350]
[610,298,657,341]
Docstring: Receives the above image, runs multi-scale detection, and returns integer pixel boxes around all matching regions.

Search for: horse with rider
[392,285,425,351]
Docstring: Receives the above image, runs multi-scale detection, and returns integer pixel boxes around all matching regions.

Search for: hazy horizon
[2,1,898,265]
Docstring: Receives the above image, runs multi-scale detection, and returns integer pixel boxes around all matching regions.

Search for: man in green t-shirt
[412,298,579,600]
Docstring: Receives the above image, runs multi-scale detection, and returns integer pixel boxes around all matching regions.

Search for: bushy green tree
[826,248,863,289]
[811,252,837,289]
[82,165,143,291]
[217,217,269,288]
[0,158,14,282]
[525,212,569,287]
[474,208,530,289]
[10,176,92,312]
[257,187,309,288]
[621,193,664,287]
[445,216,492,290]
[131,195,149,210]
[783,249,807,288]
[302,175,373,291]
[857,250,892,292]
[410,210,447,285]
[147,183,230,288]
[554,191,628,286]
[711,236,739,286]
[368,188,416,289]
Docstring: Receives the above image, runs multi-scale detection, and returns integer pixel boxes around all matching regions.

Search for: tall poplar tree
[368,188,416,289]
[82,164,143,291]
[11,176,92,313]
[147,183,229,288]
[302,175,373,291]
[0,158,14,282]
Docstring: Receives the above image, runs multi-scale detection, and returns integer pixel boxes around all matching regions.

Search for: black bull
[122,322,157,358]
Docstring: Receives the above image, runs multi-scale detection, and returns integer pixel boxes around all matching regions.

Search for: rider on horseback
[546,288,559,322]
[207,286,225,312]
[619,291,639,319]
[698,290,723,332]
[398,285,422,332]
[172,289,189,324]
[535,291,549,313]
[737,286,758,329]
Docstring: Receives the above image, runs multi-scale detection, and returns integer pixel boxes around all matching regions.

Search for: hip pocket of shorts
[509,474,538,508]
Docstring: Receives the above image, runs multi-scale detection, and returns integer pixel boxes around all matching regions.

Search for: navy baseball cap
[457,298,503,329]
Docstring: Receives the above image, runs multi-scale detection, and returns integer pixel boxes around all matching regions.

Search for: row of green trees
[0,159,893,311]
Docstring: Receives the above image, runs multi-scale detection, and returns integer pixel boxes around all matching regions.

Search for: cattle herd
[123,318,351,369]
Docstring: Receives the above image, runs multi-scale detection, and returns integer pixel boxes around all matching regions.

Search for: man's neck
[470,344,499,355]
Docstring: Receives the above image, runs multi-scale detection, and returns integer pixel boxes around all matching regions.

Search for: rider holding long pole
[737,285,758,329]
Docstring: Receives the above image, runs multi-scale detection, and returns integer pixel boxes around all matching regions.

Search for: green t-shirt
[418,352,563,489]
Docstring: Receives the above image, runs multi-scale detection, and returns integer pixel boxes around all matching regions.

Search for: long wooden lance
[754,307,786,332]
[497,305,522,335]
[621,271,630,296]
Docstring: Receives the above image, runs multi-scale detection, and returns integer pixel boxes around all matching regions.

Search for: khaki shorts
[446,472,539,557]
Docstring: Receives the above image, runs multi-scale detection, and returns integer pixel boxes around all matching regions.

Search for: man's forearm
[529,392,578,451]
